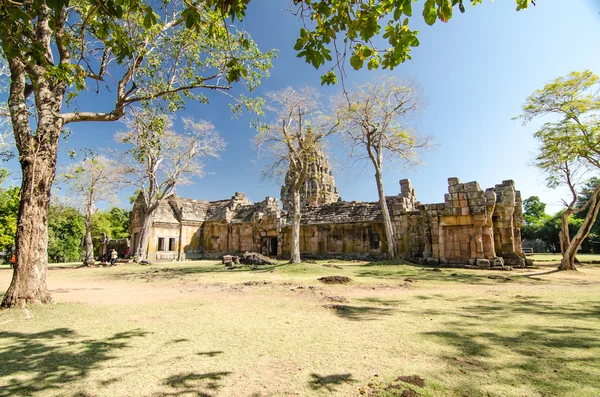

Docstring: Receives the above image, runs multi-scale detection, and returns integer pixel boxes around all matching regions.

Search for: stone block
[491,257,505,267]
[463,181,480,192]
[448,177,460,186]
[427,258,440,266]
[461,207,470,215]
[525,258,534,267]
[476,259,491,268]
[471,207,486,215]
[466,191,484,200]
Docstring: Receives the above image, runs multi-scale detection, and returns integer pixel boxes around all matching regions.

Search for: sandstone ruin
[130,158,525,267]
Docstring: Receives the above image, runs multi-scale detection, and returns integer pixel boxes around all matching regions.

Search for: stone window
[157,237,166,252]
[370,233,380,249]
[168,238,176,252]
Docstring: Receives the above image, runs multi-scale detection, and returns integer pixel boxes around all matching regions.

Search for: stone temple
[130,154,525,268]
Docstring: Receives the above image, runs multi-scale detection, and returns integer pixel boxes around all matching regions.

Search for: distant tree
[333,76,431,259]
[0,186,20,260]
[119,109,225,261]
[517,70,600,270]
[60,156,124,266]
[92,207,131,256]
[523,196,547,225]
[107,208,131,240]
[47,203,85,264]
[255,87,340,263]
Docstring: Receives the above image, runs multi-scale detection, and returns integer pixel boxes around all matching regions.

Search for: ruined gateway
[130,154,526,268]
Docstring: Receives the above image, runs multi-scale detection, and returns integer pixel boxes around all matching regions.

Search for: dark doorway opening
[270,237,278,256]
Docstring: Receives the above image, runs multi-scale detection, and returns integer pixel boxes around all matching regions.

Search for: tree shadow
[0,328,148,397]
[356,261,507,284]
[323,304,394,321]
[196,351,223,357]
[109,262,290,282]
[308,373,356,392]
[357,297,404,307]
[159,371,232,397]
[421,298,600,395]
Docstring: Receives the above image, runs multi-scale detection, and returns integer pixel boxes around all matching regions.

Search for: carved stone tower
[280,148,340,211]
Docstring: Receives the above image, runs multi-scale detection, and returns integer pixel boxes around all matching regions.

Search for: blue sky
[5,0,600,214]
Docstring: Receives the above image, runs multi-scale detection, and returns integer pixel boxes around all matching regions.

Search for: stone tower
[280,148,340,211]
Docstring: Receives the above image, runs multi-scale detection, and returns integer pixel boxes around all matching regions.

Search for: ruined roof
[204,200,232,221]
[153,200,180,224]
[177,198,209,222]
[230,203,260,223]
[151,197,234,224]
[300,201,384,225]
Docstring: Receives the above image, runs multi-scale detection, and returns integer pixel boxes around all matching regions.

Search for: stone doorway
[270,237,278,256]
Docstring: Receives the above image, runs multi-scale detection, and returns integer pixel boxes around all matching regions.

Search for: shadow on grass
[421,299,600,396]
[160,371,232,396]
[324,304,394,321]
[196,351,223,357]
[459,298,600,322]
[110,262,291,282]
[356,261,499,284]
[308,373,356,392]
[357,297,404,307]
[0,328,148,397]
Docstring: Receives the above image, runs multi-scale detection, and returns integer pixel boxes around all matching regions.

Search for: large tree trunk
[1,156,57,307]
[289,186,302,264]
[83,219,94,266]
[83,192,94,265]
[559,212,576,270]
[374,167,395,259]
[2,28,66,307]
[559,188,600,271]
[2,127,60,307]
[135,211,154,262]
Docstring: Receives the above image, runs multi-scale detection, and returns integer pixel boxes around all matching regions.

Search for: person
[550,244,556,254]
[110,248,118,266]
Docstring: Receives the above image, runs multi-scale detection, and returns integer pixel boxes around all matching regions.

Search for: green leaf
[422,0,437,25]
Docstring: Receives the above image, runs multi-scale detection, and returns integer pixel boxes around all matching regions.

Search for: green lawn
[1,258,599,396]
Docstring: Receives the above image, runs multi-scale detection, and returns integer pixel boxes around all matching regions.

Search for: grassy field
[0,257,599,396]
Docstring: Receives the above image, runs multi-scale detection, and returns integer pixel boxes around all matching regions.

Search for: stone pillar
[492,180,525,267]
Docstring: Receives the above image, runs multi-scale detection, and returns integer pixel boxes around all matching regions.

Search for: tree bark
[374,166,396,259]
[83,194,95,265]
[135,211,154,262]
[289,186,302,264]
[83,219,94,265]
[1,156,57,307]
[559,188,600,271]
[1,11,66,306]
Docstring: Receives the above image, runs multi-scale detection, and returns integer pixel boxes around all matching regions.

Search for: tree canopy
[523,196,547,225]
[517,70,600,270]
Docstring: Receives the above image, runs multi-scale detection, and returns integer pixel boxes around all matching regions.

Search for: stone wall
[130,176,525,267]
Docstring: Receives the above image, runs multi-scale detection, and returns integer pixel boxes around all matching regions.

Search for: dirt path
[0,267,202,305]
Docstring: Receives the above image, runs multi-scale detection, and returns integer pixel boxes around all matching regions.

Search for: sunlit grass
[1,259,599,396]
